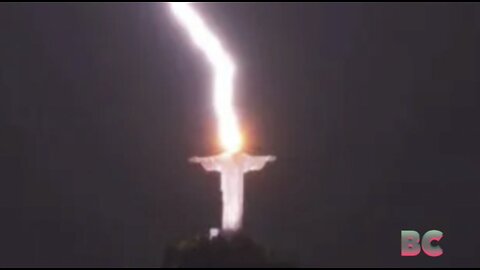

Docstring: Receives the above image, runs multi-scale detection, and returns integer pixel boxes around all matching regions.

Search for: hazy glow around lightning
[170,3,243,153]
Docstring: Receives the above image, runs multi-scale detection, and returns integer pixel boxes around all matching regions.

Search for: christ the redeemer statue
[190,152,276,232]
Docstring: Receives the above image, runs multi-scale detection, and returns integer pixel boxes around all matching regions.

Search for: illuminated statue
[190,153,276,232]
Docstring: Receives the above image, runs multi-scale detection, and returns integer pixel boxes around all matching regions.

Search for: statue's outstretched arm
[244,155,276,172]
[189,156,222,172]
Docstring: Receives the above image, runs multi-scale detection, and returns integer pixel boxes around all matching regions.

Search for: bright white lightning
[170,2,242,154]
[170,2,276,233]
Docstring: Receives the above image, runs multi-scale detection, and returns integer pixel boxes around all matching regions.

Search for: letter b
[401,230,421,256]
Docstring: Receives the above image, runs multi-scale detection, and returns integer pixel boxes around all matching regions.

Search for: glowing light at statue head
[170,3,243,154]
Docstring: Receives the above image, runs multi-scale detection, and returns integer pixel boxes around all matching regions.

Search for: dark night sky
[0,3,479,267]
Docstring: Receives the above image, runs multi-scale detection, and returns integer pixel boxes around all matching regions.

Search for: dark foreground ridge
[163,232,295,268]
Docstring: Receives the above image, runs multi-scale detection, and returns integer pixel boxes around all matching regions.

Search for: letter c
[421,230,443,257]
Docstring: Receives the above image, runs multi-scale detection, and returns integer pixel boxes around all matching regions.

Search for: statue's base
[163,230,293,268]
[209,227,241,240]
